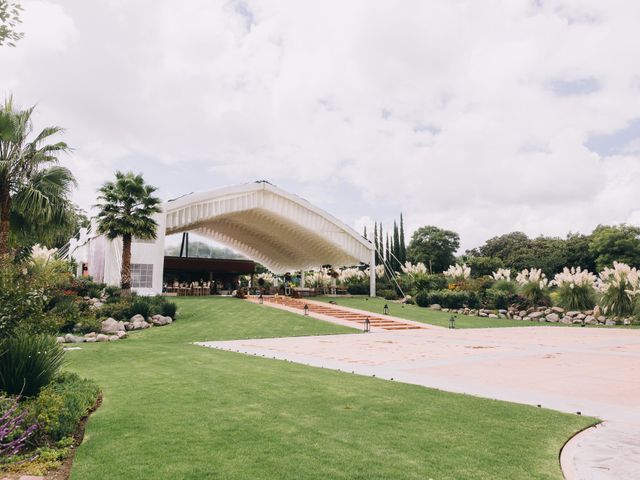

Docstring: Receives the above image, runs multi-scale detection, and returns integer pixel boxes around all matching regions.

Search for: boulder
[90,301,103,309]
[597,316,607,324]
[56,336,65,343]
[566,311,580,317]
[101,317,125,334]
[442,308,450,312]
[150,314,172,326]
[576,313,586,320]
[488,314,498,319]
[529,312,544,319]
[108,335,119,341]
[572,318,583,324]
[115,330,128,339]
[605,319,617,326]
[523,316,531,321]
[593,306,602,317]
[85,337,97,343]
[64,333,85,343]
[551,306,564,314]
[479,312,488,317]
[519,310,528,318]
[559,316,572,324]
[123,322,134,331]
[96,333,110,342]
[84,332,97,338]
[623,318,632,325]
[583,310,594,316]
[130,315,151,330]
[498,309,507,315]
[430,304,442,310]
[584,315,596,325]
[545,313,560,323]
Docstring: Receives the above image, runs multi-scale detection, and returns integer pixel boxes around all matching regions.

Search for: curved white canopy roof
[164,182,374,274]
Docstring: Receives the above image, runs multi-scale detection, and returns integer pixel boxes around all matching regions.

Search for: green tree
[399,213,407,264]
[95,172,161,295]
[0,97,73,257]
[461,255,504,277]
[564,233,596,272]
[407,225,460,273]
[476,232,531,271]
[0,1,23,47]
[589,224,640,270]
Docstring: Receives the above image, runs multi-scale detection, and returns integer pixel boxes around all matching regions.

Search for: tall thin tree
[399,213,407,264]
[95,171,161,295]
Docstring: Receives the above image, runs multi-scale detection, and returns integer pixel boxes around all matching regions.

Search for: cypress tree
[373,222,379,264]
[399,213,407,264]
[393,220,400,271]
[363,225,367,240]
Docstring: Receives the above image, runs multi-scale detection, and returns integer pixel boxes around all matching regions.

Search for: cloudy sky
[2,0,640,251]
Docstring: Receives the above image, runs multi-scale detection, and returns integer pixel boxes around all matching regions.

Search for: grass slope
[66,297,594,480]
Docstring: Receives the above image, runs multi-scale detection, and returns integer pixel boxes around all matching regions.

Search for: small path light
[449,315,457,329]
[259,294,264,304]
[383,304,389,315]
[304,304,309,316]
[364,316,371,333]
[581,318,586,327]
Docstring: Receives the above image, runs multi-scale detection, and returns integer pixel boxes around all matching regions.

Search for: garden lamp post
[304,304,309,316]
[383,304,389,315]
[364,316,370,333]
[449,315,456,329]
[259,293,264,304]
[581,317,585,327]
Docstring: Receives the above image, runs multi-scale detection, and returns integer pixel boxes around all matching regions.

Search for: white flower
[596,261,640,295]
[552,267,597,288]
[491,268,511,281]
[401,262,428,275]
[444,263,471,280]
[31,244,57,263]
[516,268,548,287]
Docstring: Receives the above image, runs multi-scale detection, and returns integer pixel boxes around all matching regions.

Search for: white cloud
[1,0,640,251]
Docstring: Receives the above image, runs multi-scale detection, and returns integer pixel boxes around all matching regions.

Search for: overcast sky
[2,0,640,251]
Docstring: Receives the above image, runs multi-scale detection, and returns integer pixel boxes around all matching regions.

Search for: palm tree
[0,97,74,257]
[95,171,161,295]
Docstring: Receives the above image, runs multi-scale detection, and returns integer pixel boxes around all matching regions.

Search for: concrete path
[196,324,640,479]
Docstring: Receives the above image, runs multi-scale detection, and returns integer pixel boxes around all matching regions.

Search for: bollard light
[304,304,309,316]
[581,318,585,327]
[259,294,264,304]
[449,315,456,329]
[364,316,370,333]
[383,304,389,315]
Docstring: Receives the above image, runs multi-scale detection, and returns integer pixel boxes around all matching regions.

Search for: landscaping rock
[551,307,564,314]
[584,315,596,325]
[108,335,119,341]
[566,311,580,317]
[597,316,607,324]
[430,304,442,310]
[151,314,172,326]
[56,336,65,343]
[623,318,632,325]
[96,333,110,342]
[572,318,583,324]
[101,317,125,334]
[545,313,560,323]
[130,315,151,330]
[64,333,85,343]
[593,306,602,317]
[559,317,572,324]
[576,313,586,320]
[488,314,498,319]
[523,316,531,321]
[479,312,488,317]
[84,332,96,338]
[115,330,128,339]
[498,309,507,314]
[85,337,97,343]
[518,310,527,318]
[605,319,616,326]
[529,312,544,319]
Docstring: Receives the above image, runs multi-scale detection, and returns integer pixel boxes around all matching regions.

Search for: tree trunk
[121,233,132,296]
[0,185,11,258]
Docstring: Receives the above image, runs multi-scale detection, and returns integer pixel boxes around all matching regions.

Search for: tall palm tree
[0,97,74,257]
[95,171,161,295]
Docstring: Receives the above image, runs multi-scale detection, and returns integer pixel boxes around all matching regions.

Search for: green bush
[519,282,551,306]
[377,289,399,300]
[492,280,517,294]
[72,317,103,334]
[160,301,177,318]
[481,289,512,309]
[127,297,151,319]
[0,333,65,397]
[347,283,369,295]
[414,274,448,292]
[556,284,596,311]
[415,290,479,309]
[28,372,100,444]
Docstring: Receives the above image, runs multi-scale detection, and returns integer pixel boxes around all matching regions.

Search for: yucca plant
[597,262,640,318]
[0,333,65,397]
[553,267,597,311]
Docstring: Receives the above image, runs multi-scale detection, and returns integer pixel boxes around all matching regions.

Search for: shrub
[413,274,448,292]
[127,297,151,319]
[492,279,517,294]
[94,297,133,321]
[28,372,100,444]
[0,333,65,397]
[377,289,399,300]
[71,317,103,334]
[516,269,550,306]
[160,301,177,318]
[553,267,597,311]
[597,262,640,318]
[415,289,479,309]
[347,283,369,295]
[482,289,512,310]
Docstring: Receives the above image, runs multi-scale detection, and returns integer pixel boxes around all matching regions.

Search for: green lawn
[313,296,548,329]
[65,297,594,479]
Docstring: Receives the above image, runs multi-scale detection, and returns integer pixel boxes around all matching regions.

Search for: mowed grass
[66,297,594,480]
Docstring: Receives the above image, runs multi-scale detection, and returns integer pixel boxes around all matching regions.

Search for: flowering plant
[0,396,38,458]
[400,262,428,275]
[552,267,597,311]
[516,268,550,305]
[491,268,511,281]
[444,263,471,281]
[596,262,640,318]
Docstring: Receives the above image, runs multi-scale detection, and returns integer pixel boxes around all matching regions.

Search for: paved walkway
[197,322,640,479]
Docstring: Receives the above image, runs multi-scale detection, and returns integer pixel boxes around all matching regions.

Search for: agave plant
[596,262,640,318]
[552,267,597,311]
